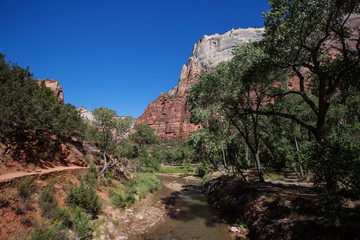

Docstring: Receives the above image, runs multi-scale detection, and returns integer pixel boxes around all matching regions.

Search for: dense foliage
[0,53,85,164]
[187,0,360,224]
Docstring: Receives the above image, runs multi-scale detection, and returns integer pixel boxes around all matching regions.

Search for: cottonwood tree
[260,0,360,140]
[188,43,286,182]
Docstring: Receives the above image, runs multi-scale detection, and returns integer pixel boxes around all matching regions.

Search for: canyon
[135,28,264,139]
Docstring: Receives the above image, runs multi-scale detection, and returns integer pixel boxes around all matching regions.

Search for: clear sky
[0,0,269,118]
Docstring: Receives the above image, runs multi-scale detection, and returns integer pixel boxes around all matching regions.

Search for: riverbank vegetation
[187,0,360,230]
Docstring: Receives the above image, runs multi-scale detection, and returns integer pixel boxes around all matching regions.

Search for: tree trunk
[255,150,265,182]
[245,141,249,167]
[294,137,304,179]
[98,151,108,177]
[221,145,227,168]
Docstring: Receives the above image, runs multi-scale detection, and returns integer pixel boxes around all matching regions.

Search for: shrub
[84,163,98,189]
[301,138,360,225]
[17,176,33,202]
[67,181,101,218]
[53,206,72,228]
[109,188,135,208]
[73,207,91,239]
[67,165,101,218]
[28,219,64,240]
[196,161,210,179]
[38,186,58,219]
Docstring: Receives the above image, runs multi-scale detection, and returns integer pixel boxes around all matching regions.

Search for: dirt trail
[0,166,88,183]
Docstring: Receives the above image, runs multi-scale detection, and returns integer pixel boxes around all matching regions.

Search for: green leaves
[0,53,85,163]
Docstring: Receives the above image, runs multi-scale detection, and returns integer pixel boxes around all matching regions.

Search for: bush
[67,165,101,218]
[38,186,58,219]
[109,188,135,208]
[73,207,91,239]
[53,206,72,228]
[17,176,33,202]
[196,161,210,179]
[300,138,360,225]
[67,181,101,218]
[28,220,65,240]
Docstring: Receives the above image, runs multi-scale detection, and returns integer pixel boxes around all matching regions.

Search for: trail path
[0,166,87,183]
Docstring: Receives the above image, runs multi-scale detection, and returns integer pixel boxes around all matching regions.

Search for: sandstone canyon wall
[136,28,264,139]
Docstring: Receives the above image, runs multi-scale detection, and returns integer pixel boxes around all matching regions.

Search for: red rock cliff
[38,79,64,102]
[136,28,265,139]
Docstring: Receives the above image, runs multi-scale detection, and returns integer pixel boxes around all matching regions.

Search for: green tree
[129,125,160,172]
[0,53,85,164]
[188,42,286,182]
[129,125,160,149]
[261,0,360,140]
[92,106,133,176]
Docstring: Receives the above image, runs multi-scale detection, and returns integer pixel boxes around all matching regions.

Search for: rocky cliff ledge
[136,28,264,139]
[37,79,64,102]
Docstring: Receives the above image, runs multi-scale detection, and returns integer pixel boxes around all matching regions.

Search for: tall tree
[261,0,360,140]
[92,106,133,176]
[188,43,286,182]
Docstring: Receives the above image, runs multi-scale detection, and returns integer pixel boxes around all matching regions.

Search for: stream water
[141,174,232,240]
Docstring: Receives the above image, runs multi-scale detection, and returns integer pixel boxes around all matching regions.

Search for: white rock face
[192,28,264,70]
[78,106,96,123]
[168,27,264,97]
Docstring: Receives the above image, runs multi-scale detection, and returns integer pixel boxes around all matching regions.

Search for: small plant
[84,154,94,164]
[67,181,101,218]
[67,165,101,218]
[109,188,132,208]
[109,189,128,208]
[53,206,72,228]
[73,207,91,239]
[38,186,58,219]
[28,219,64,240]
[17,176,33,202]
[196,161,210,179]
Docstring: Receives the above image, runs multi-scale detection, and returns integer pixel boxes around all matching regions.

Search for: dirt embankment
[203,176,360,240]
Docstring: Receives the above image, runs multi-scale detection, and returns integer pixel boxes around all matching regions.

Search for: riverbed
[137,174,232,240]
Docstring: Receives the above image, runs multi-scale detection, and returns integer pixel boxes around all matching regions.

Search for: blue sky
[0,0,269,118]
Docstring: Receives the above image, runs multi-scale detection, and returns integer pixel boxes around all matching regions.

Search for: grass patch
[157,165,194,175]
[109,173,161,209]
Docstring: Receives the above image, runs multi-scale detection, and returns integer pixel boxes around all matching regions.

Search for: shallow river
[140,174,232,240]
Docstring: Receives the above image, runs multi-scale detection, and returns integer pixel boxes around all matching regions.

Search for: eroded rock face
[136,28,264,139]
[38,79,64,101]
[78,106,96,124]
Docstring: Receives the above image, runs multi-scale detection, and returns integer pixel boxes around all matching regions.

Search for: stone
[115,236,128,240]
[37,79,64,101]
[229,226,240,233]
[108,222,114,233]
[136,28,265,139]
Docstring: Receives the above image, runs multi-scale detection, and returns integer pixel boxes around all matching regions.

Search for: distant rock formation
[37,79,64,101]
[78,106,96,124]
[136,28,265,139]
